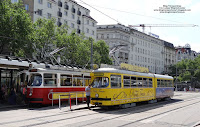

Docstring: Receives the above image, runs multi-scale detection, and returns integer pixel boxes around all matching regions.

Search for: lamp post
[90,38,93,69]
[175,64,178,91]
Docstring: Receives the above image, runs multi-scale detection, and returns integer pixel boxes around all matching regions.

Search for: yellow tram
[90,68,174,107]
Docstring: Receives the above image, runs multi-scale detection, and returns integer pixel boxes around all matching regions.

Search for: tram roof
[93,68,154,77]
[93,68,173,79]
[154,74,173,80]
[34,68,91,76]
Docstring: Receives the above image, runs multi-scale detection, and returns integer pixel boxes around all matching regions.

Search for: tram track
[24,95,200,126]
[68,95,200,127]
[1,94,200,127]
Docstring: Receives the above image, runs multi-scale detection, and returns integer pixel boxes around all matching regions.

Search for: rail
[48,91,86,110]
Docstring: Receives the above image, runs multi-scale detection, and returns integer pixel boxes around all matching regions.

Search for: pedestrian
[85,84,91,109]
[23,86,27,103]
[8,87,16,105]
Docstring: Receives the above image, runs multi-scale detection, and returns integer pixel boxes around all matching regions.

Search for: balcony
[58,1,62,7]
[77,20,81,25]
[77,11,81,16]
[64,4,69,10]
[57,21,62,27]
[72,8,76,13]
[57,11,62,17]
[77,29,81,34]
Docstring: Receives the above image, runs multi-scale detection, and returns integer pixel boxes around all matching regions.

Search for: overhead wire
[77,1,184,23]
[78,0,121,24]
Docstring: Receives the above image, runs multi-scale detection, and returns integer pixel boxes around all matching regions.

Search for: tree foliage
[93,40,112,66]
[0,0,33,56]
[0,1,112,68]
[169,56,200,84]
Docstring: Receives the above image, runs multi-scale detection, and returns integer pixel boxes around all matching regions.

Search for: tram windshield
[28,73,42,86]
[91,77,109,88]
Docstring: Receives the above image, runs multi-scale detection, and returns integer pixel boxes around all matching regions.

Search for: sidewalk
[0,101,89,111]
[0,102,27,110]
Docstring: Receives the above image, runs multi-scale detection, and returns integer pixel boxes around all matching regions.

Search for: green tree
[170,55,200,85]
[31,18,58,60]
[93,40,112,66]
[0,0,33,56]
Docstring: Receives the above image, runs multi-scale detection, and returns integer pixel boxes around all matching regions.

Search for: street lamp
[90,38,93,69]
[175,64,178,91]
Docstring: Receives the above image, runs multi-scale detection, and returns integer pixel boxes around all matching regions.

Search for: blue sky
[78,0,200,52]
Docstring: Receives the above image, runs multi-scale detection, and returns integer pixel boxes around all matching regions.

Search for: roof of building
[82,15,97,22]
[164,41,175,48]
[68,0,89,11]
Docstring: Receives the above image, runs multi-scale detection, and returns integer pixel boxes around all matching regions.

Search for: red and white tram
[26,66,91,105]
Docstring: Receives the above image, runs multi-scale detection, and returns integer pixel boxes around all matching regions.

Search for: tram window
[92,77,109,88]
[143,78,148,87]
[137,77,143,87]
[165,80,169,87]
[123,76,130,88]
[131,77,137,87]
[60,75,72,86]
[149,78,152,87]
[169,80,173,87]
[28,73,42,86]
[157,79,161,87]
[161,80,165,87]
[73,76,83,86]
[84,76,91,86]
[44,73,57,86]
[111,75,121,88]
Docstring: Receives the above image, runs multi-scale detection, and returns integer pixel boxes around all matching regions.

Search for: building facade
[97,23,167,74]
[163,41,175,73]
[175,44,199,62]
[97,24,130,65]
[129,28,164,74]
[12,0,97,40]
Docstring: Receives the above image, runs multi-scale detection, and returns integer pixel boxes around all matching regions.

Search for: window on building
[71,23,74,28]
[64,20,68,25]
[47,2,52,8]
[47,13,51,19]
[107,34,109,39]
[87,20,89,25]
[92,22,95,27]
[87,28,89,33]
[38,0,43,4]
[92,30,94,35]
[38,9,42,16]
[25,4,29,11]
[72,14,75,19]
[101,34,104,39]
[65,11,68,16]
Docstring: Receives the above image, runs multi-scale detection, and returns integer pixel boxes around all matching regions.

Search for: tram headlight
[95,93,99,98]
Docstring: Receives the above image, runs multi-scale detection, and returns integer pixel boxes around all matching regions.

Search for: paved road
[0,92,200,127]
